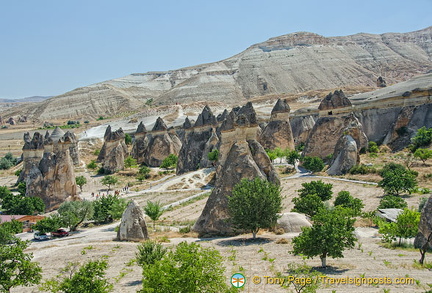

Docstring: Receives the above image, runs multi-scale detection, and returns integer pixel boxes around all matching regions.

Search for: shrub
[367,141,379,153]
[87,160,97,169]
[378,163,417,195]
[136,241,167,267]
[207,149,219,162]
[302,156,324,173]
[160,154,178,169]
[378,195,408,209]
[349,164,376,175]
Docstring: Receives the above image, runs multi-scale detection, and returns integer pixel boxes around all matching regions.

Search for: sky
[0,0,431,99]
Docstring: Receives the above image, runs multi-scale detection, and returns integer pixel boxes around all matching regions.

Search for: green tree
[378,195,408,209]
[228,177,282,239]
[1,192,45,215]
[414,148,432,165]
[292,194,325,218]
[139,242,229,293]
[93,194,127,223]
[302,156,324,173]
[411,126,432,151]
[378,163,417,195]
[32,214,64,234]
[334,191,364,216]
[292,207,357,268]
[40,259,113,293]
[144,201,164,231]
[87,160,97,170]
[125,133,132,145]
[136,241,167,267]
[0,220,23,245]
[378,208,421,246]
[207,149,219,162]
[101,175,119,192]
[17,181,26,196]
[298,180,333,201]
[124,155,137,169]
[160,154,178,169]
[75,176,87,193]
[139,165,151,176]
[58,200,94,231]
[266,149,277,161]
[286,150,301,165]
[0,239,42,292]
[0,153,17,170]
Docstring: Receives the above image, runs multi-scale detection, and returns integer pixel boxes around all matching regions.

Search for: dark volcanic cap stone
[194,105,217,127]
[271,99,290,114]
[318,90,352,111]
[237,102,257,125]
[152,117,167,131]
[183,117,192,129]
[136,121,146,133]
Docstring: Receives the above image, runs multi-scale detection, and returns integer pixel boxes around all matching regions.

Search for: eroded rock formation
[259,99,295,150]
[177,106,218,174]
[18,129,79,211]
[193,102,279,236]
[414,195,432,263]
[131,122,148,164]
[117,200,149,241]
[327,135,359,175]
[141,117,182,167]
[97,126,128,173]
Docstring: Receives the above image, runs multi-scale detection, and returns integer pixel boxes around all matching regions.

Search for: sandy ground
[11,172,432,293]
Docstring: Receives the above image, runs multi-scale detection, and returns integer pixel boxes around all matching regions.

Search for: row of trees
[0,185,45,215]
[33,195,127,233]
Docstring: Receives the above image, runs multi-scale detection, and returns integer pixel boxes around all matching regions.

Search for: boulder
[117,200,149,242]
[327,135,359,175]
[276,212,311,233]
[377,76,387,87]
[7,117,16,125]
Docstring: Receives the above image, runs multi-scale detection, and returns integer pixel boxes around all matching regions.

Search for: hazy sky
[1,0,430,99]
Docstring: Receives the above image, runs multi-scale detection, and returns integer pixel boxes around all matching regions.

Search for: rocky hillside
[3,26,432,120]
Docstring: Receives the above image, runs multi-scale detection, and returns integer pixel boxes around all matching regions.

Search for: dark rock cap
[152,117,167,131]
[136,121,146,134]
[104,125,125,141]
[237,102,257,125]
[318,90,352,111]
[23,132,44,150]
[217,109,229,122]
[183,117,192,129]
[271,99,291,114]
[59,131,77,144]
[194,105,217,127]
[220,110,236,131]
[104,125,112,140]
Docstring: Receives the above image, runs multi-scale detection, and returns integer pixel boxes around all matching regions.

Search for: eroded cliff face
[4,27,431,120]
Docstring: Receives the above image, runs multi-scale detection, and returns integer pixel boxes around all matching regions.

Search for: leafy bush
[349,164,377,175]
[367,141,379,153]
[378,195,408,209]
[125,133,132,145]
[87,160,97,169]
[93,194,127,223]
[410,126,432,151]
[207,149,219,161]
[298,180,333,201]
[139,242,229,293]
[378,208,420,246]
[160,154,178,169]
[0,153,17,170]
[136,241,167,267]
[302,156,324,172]
[334,191,364,216]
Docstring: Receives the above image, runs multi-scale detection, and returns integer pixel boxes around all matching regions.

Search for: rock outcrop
[177,106,217,174]
[97,126,128,173]
[193,102,279,237]
[303,102,368,159]
[259,99,295,150]
[131,122,148,164]
[415,195,432,263]
[117,200,149,242]
[327,135,359,175]
[18,130,78,211]
[377,76,387,87]
[318,90,352,112]
[142,117,182,167]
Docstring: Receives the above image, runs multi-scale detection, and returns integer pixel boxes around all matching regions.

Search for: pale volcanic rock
[131,122,148,164]
[142,117,182,167]
[98,126,128,173]
[259,99,295,150]
[415,195,432,258]
[277,212,312,233]
[5,27,431,120]
[117,200,149,242]
[327,135,359,175]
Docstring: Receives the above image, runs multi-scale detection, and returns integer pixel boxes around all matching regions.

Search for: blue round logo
[231,273,246,288]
